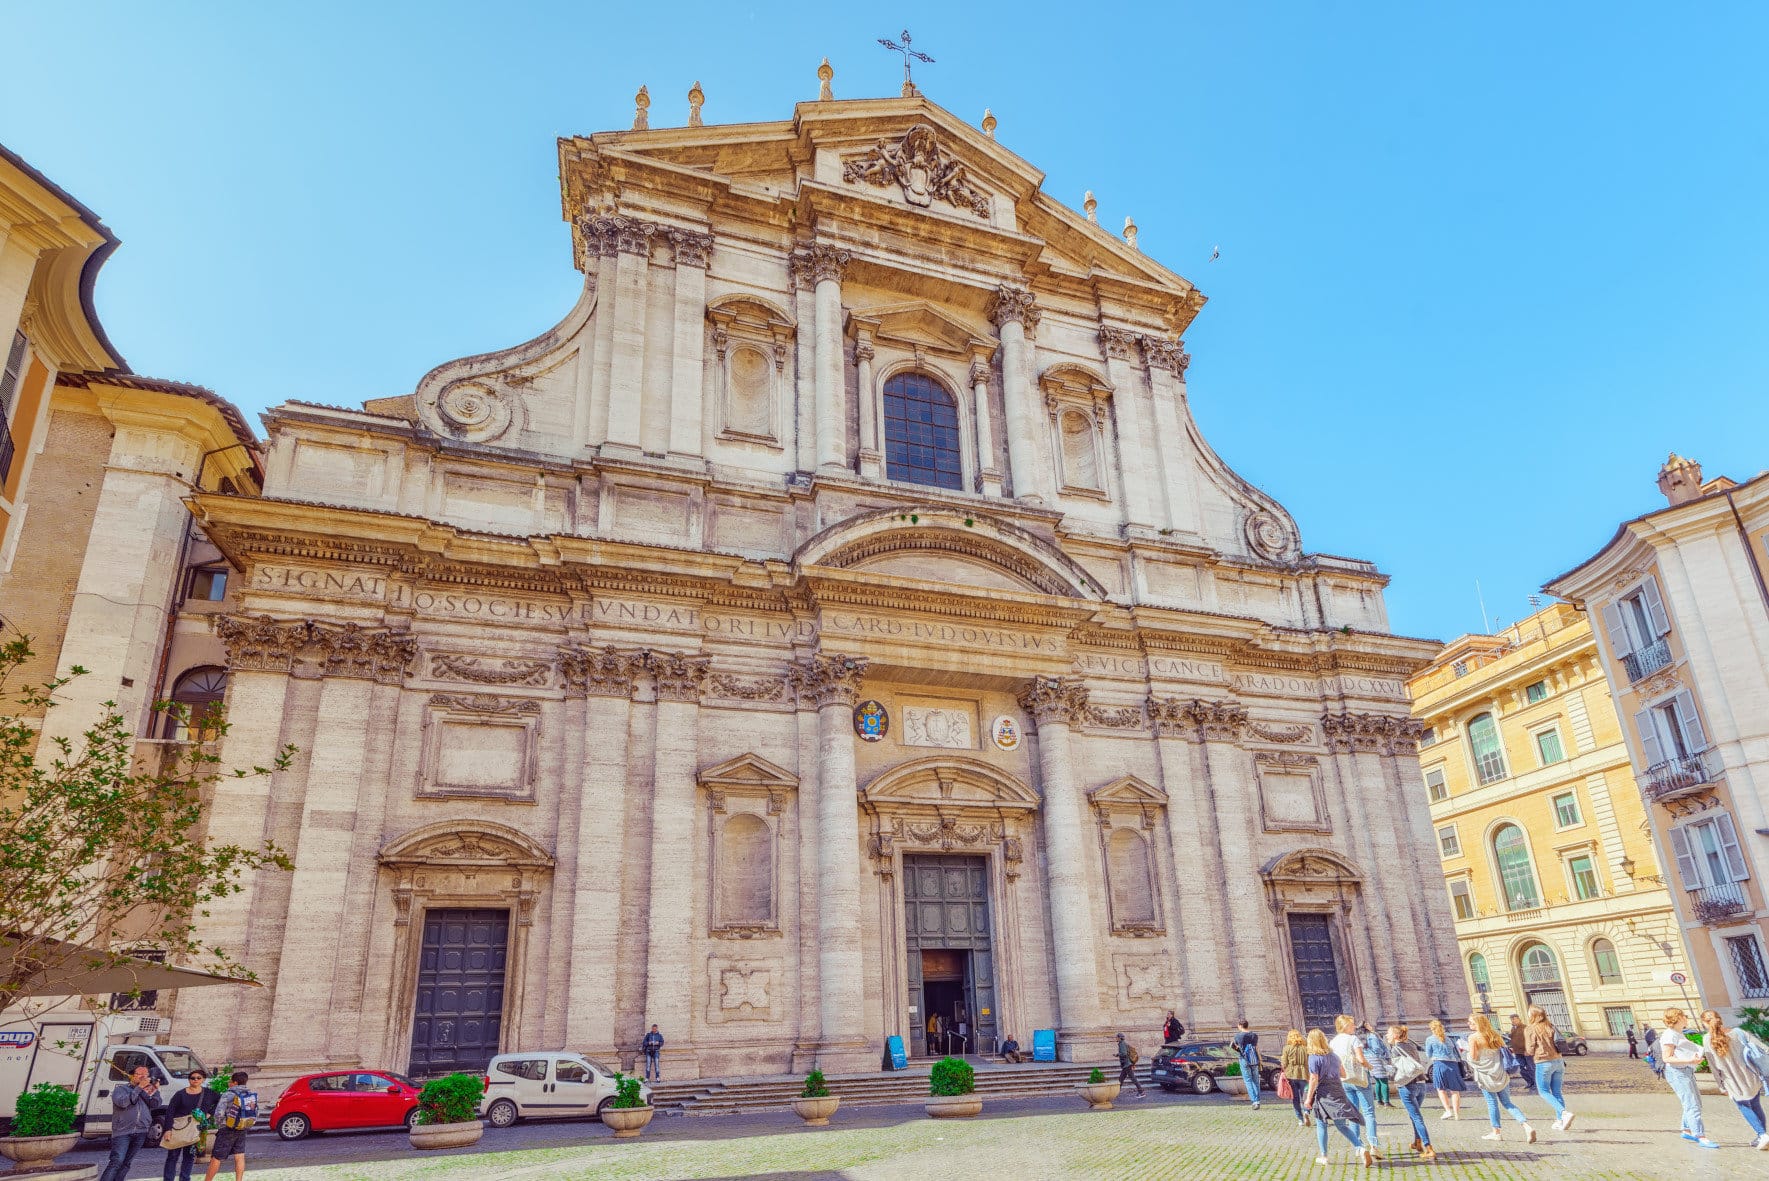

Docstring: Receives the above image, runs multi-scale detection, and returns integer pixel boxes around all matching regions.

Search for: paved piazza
[87,1057,1769,1179]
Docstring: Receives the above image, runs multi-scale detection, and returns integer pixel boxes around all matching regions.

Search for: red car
[271,1070,422,1139]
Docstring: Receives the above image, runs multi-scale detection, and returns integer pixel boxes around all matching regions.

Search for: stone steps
[652,1060,1134,1116]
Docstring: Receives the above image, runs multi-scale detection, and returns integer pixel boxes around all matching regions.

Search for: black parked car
[1150,1040,1284,1095]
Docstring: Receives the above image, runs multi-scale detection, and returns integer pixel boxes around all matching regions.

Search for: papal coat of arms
[853,699,890,741]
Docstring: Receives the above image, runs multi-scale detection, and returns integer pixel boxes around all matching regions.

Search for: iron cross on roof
[878,29,933,97]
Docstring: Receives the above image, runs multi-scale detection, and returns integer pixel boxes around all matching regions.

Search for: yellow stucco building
[1409,602,1697,1046]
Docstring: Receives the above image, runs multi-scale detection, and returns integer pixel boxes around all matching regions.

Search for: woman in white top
[1329,1014,1381,1153]
[1699,1009,1769,1151]
[1660,1007,1718,1149]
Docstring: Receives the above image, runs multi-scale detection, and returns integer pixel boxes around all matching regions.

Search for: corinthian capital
[1183,697,1248,742]
[313,624,419,684]
[1322,712,1422,755]
[1017,675,1089,725]
[651,650,713,703]
[668,229,714,269]
[1097,326,1140,361]
[216,614,313,673]
[1139,336,1191,377]
[581,215,657,256]
[788,653,868,708]
[558,645,647,698]
[790,244,851,288]
[989,285,1038,330]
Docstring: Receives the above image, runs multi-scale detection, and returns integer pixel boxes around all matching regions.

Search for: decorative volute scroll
[988,285,1038,330]
[787,653,868,708]
[216,615,416,683]
[1244,510,1298,563]
[841,124,992,218]
[1321,712,1426,756]
[557,645,648,698]
[652,650,713,703]
[1017,675,1089,725]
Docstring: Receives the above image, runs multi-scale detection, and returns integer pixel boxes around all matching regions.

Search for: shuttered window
[1669,813,1748,889]
[0,331,25,418]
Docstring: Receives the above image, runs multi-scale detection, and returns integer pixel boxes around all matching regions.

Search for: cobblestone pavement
[88,1054,1769,1180]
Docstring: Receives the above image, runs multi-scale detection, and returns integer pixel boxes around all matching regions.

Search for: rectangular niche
[418,693,540,802]
[1255,751,1329,833]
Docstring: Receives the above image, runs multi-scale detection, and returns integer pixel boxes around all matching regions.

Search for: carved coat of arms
[842,125,992,218]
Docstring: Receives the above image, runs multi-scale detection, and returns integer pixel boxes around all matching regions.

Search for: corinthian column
[1017,675,1103,1058]
[989,285,1044,503]
[1182,697,1270,1014]
[788,653,871,1071]
[600,216,656,453]
[854,334,879,477]
[970,350,1002,496]
[804,245,851,472]
[643,650,711,1078]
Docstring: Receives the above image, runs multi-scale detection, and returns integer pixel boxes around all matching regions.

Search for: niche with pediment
[708,296,793,447]
[700,754,798,939]
[1041,364,1115,501]
[1089,776,1167,937]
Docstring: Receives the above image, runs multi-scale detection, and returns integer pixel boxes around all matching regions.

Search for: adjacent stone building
[175,83,1458,1083]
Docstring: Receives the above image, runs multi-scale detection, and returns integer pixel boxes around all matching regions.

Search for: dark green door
[904,855,997,1054]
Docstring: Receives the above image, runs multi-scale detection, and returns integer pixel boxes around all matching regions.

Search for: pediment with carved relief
[861,755,1039,812]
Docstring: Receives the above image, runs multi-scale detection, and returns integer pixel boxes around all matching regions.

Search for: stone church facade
[177,89,1458,1082]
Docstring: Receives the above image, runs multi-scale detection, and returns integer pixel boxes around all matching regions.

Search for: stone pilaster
[584,219,620,446]
[854,335,879,477]
[1360,713,1453,1021]
[643,650,711,1077]
[788,653,872,1071]
[666,230,713,460]
[801,245,850,472]
[1320,712,1405,1022]
[595,216,656,453]
[1147,695,1232,1027]
[1139,335,1198,536]
[1097,327,1158,531]
[969,351,1002,496]
[990,286,1044,504]
[1018,675,1106,1058]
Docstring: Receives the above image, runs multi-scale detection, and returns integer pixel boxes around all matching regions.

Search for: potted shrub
[408,1072,485,1149]
[792,1070,840,1126]
[1077,1066,1120,1110]
[1,1082,79,1169]
[925,1056,981,1119]
[1218,1061,1249,1098]
[600,1072,653,1138]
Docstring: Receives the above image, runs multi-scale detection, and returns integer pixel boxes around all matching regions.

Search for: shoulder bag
[161,1116,200,1151]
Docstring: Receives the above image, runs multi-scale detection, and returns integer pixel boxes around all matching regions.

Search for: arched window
[162,666,227,740]
[1467,712,1508,784]
[1468,952,1490,991]
[883,372,962,490]
[1106,828,1156,925]
[1058,410,1100,490]
[716,813,772,926]
[1517,941,1571,1028]
[1492,823,1541,910]
[1592,938,1624,985]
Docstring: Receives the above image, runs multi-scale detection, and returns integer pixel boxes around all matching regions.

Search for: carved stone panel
[1111,953,1171,1011]
[705,957,781,1024]
[418,694,541,802]
[1255,751,1329,834]
[901,701,976,749]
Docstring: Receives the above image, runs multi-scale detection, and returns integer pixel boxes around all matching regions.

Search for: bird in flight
[1209,245,1221,262]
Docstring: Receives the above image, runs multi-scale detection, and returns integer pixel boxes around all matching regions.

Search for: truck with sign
[0,1005,206,1137]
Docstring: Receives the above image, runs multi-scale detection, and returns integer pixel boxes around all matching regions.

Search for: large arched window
[1467,712,1508,784]
[883,372,962,490]
[162,666,227,740]
[1492,823,1541,910]
[1591,938,1624,985]
[1468,951,1490,991]
[1518,941,1571,1028]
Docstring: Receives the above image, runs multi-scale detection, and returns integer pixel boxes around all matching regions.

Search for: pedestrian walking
[1303,1028,1373,1168]
[202,1071,256,1181]
[642,1024,664,1082]
[1424,1018,1465,1120]
[1163,1010,1185,1044]
[1643,1023,1664,1077]
[1661,1008,1718,1148]
[1115,1033,1146,1097]
[1233,1019,1263,1109]
[1330,1015,1381,1152]
[1463,1014,1537,1143]
[1281,1030,1311,1127]
[1386,1024,1437,1161]
[1507,1014,1536,1093]
[1627,1026,1639,1059]
[1361,1023,1394,1107]
[1525,1005,1574,1130]
[160,1069,219,1181]
[100,1063,161,1181]
[1698,1009,1769,1151]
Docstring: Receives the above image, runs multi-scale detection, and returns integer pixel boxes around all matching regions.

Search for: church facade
[177,87,1458,1083]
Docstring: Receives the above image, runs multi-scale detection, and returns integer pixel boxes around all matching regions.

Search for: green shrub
[1739,1007,1769,1044]
[205,1067,234,1098]
[1686,1029,1710,1073]
[1087,1068,1105,1085]
[415,1073,483,1125]
[929,1056,974,1097]
[1223,1061,1242,1078]
[12,1083,77,1137]
[800,1070,830,1099]
[611,1073,647,1109]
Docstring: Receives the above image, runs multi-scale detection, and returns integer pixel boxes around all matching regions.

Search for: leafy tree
[0,636,293,1013]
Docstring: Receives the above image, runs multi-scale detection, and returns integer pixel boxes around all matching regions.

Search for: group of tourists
[101,1065,256,1181]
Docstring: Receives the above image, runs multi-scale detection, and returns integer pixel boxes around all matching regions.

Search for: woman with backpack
[1661,1008,1718,1148]
[1424,1018,1464,1120]
[1385,1025,1437,1161]
[1524,1005,1573,1130]
[1698,1009,1769,1151]
[1304,1028,1373,1168]
[1281,1030,1310,1127]
[1464,1014,1537,1143]
[1362,1023,1394,1107]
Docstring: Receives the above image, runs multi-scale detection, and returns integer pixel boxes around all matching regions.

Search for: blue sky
[5,2,1765,641]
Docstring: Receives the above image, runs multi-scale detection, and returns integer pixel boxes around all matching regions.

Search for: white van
[480,1051,651,1127]
[0,1009,205,1138]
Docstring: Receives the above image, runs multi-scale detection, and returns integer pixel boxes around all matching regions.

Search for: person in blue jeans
[1330,1015,1381,1153]
[1385,1024,1437,1161]
[1465,1015,1538,1144]
[642,1024,664,1082]
[1304,1029,1373,1168]
[1661,1008,1718,1148]
[1525,1006,1574,1130]
[1232,1019,1262,1109]
[100,1064,161,1181]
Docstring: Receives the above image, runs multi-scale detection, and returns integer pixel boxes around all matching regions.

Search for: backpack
[1128,1044,1140,1066]
[1499,1044,1519,1073]
[222,1088,259,1130]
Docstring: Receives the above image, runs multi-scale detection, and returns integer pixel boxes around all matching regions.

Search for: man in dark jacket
[1506,1014,1535,1092]
[1115,1033,1146,1097]
[642,1024,664,1082]
[99,1063,160,1181]
[1627,1027,1639,1058]
[1163,1011,1185,1044]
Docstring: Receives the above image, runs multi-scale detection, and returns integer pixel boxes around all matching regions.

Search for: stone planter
[1076,1081,1121,1110]
[925,1094,983,1119]
[0,1133,79,1169]
[791,1096,841,1126]
[600,1105,655,1138]
[2,1167,94,1181]
[407,1119,484,1150]
[1218,1076,1249,1098]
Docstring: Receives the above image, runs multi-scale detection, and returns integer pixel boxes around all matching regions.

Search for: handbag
[161,1116,200,1150]
[1390,1044,1426,1088]
[1276,1073,1294,1101]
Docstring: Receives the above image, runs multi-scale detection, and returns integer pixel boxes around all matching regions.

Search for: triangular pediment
[698,752,799,790]
[850,301,990,358]
[1087,775,1167,809]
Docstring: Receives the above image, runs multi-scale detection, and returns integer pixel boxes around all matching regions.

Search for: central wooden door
[903,855,997,1054]
[1287,913,1345,1034]
[408,908,508,1076]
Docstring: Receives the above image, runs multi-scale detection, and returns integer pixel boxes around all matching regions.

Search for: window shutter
[1673,690,1708,753]
[1715,813,1749,882]
[1668,825,1703,888]
[1634,706,1665,768]
[1601,601,1634,658]
[1641,576,1671,637]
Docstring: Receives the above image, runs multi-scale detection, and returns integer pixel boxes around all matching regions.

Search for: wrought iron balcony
[1643,750,1720,803]
[1690,881,1751,926]
[1623,637,1673,682]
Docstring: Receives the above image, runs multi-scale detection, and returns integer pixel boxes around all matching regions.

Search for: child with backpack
[204,1071,257,1181]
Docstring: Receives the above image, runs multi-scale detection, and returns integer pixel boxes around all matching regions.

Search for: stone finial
[1658,452,1704,506]
[818,57,835,101]
[688,80,705,127]
[1123,215,1139,251]
[633,85,651,130]
[1083,191,1098,223]
[981,108,997,138]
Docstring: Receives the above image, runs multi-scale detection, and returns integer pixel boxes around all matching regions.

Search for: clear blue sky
[6,2,1766,641]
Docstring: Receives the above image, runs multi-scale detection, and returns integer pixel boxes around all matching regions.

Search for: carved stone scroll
[840,124,991,218]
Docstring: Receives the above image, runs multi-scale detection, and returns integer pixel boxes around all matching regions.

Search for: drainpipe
[1724,489,1769,621]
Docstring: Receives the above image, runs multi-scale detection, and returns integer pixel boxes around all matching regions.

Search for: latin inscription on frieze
[1074,652,1228,683]
[252,564,389,601]
[821,611,1063,655]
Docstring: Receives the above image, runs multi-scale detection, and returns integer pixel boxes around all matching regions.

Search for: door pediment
[861,755,1039,812]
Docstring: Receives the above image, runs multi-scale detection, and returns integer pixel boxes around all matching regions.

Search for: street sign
[1671,972,1688,985]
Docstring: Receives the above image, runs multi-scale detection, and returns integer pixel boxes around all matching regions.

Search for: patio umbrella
[1,935,262,998]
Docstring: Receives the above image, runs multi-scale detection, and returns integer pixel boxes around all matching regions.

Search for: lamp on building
[1619,855,1664,886]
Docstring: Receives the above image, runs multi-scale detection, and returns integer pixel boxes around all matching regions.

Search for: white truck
[0,1006,206,1137]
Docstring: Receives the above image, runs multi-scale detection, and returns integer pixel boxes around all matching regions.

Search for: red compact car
[271,1070,422,1139]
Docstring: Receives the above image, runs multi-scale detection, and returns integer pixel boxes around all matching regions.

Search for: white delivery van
[0,1007,205,1137]
[480,1051,652,1127]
